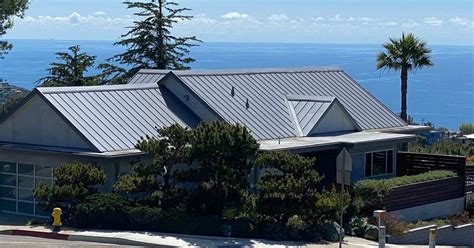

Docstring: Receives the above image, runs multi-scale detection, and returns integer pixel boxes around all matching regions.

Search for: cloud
[68,12,81,23]
[424,17,443,27]
[268,14,289,22]
[190,14,218,25]
[16,12,135,27]
[401,20,419,28]
[221,12,249,19]
[93,11,107,16]
[449,17,473,29]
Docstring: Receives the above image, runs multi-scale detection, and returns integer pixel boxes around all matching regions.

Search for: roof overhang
[0,142,145,158]
[371,125,431,134]
[258,131,416,153]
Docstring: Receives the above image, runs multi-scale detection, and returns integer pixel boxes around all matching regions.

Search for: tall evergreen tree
[0,0,28,59]
[37,45,101,87]
[107,0,201,81]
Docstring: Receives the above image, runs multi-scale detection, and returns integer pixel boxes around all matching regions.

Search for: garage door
[0,161,54,217]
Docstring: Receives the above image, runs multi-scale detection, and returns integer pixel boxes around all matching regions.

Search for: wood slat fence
[397,152,466,177]
[380,152,469,211]
[383,176,465,211]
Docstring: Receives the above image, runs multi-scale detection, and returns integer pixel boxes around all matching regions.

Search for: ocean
[0,39,472,130]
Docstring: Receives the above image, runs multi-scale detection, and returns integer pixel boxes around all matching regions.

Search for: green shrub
[409,140,473,157]
[285,215,307,240]
[228,217,256,238]
[467,193,474,218]
[460,123,474,135]
[73,193,130,228]
[346,216,369,237]
[128,206,162,230]
[353,170,456,215]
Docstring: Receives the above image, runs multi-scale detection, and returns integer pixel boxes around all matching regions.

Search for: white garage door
[0,161,54,217]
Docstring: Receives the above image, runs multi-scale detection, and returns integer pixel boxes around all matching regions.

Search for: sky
[5,0,474,45]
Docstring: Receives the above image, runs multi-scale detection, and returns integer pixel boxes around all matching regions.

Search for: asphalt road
[0,234,143,248]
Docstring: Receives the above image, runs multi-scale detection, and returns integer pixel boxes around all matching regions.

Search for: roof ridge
[37,83,159,94]
[138,67,342,77]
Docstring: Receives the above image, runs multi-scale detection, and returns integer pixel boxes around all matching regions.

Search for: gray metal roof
[37,84,200,152]
[128,71,166,84]
[132,68,406,140]
[286,95,335,136]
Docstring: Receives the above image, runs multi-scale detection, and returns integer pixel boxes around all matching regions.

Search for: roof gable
[37,84,201,152]
[286,95,361,136]
[0,92,94,151]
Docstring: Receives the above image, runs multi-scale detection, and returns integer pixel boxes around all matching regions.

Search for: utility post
[429,227,437,248]
[336,147,352,248]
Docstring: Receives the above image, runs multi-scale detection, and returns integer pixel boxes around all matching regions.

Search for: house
[0,67,429,217]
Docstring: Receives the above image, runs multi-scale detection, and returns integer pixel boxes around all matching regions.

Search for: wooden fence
[384,176,465,211]
[397,152,466,176]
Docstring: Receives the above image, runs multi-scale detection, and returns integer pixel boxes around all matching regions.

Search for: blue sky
[6,0,474,45]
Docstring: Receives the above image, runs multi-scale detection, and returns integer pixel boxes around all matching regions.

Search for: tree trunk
[400,67,408,122]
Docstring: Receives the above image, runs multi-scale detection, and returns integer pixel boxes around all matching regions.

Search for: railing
[397,152,466,177]
[383,176,465,211]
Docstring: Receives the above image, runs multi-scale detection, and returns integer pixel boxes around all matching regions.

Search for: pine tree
[37,45,101,87]
[106,0,201,81]
[114,124,192,209]
[34,162,107,222]
[0,0,28,59]
[178,121,259,215]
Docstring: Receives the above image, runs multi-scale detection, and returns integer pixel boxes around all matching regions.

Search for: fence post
[378,226,386,248]
[429,227,437,248]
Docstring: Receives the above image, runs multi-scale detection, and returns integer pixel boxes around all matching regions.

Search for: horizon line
[6,38,474,47]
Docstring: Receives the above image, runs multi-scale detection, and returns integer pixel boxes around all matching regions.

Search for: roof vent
[245,99,250,109]
[231,86,235,97]
[183,94,190,101]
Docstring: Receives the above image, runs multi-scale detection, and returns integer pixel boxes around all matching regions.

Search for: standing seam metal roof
[152,68,406,140]
[37,84,200,152]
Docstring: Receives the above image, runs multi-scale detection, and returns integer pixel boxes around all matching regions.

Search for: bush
[228,217,256,238]
[353,170,457,215]
[285,215,307,240]
[73,193,130,228]
[128,206,162,230]
[384,214,408,236]
[447,212,470,226]
[460,123,474,135]
[467,193,474,218]
[346,216,369,237]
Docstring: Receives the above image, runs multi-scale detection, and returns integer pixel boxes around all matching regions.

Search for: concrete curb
[0,229,176,247]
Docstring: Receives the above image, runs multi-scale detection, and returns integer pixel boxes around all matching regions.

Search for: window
[365,150,393,177]
[0,161,55,217]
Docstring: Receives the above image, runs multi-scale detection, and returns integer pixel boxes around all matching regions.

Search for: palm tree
[376,33,433,122]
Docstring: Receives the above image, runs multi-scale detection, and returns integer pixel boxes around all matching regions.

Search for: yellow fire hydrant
[52,207,62,231]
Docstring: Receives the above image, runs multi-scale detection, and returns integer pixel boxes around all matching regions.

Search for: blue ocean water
[0,39,472,130]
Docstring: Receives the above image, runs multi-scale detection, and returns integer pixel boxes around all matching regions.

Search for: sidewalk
[0,222,470,247]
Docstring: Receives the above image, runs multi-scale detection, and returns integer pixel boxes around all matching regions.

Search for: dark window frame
[364,150,394,177]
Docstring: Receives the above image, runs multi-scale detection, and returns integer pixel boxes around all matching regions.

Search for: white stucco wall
[0,94,91,150]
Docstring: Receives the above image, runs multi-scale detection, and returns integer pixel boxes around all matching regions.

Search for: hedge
[353,170,457,215]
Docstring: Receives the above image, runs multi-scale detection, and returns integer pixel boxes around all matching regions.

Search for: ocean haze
[0,39,472,130]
